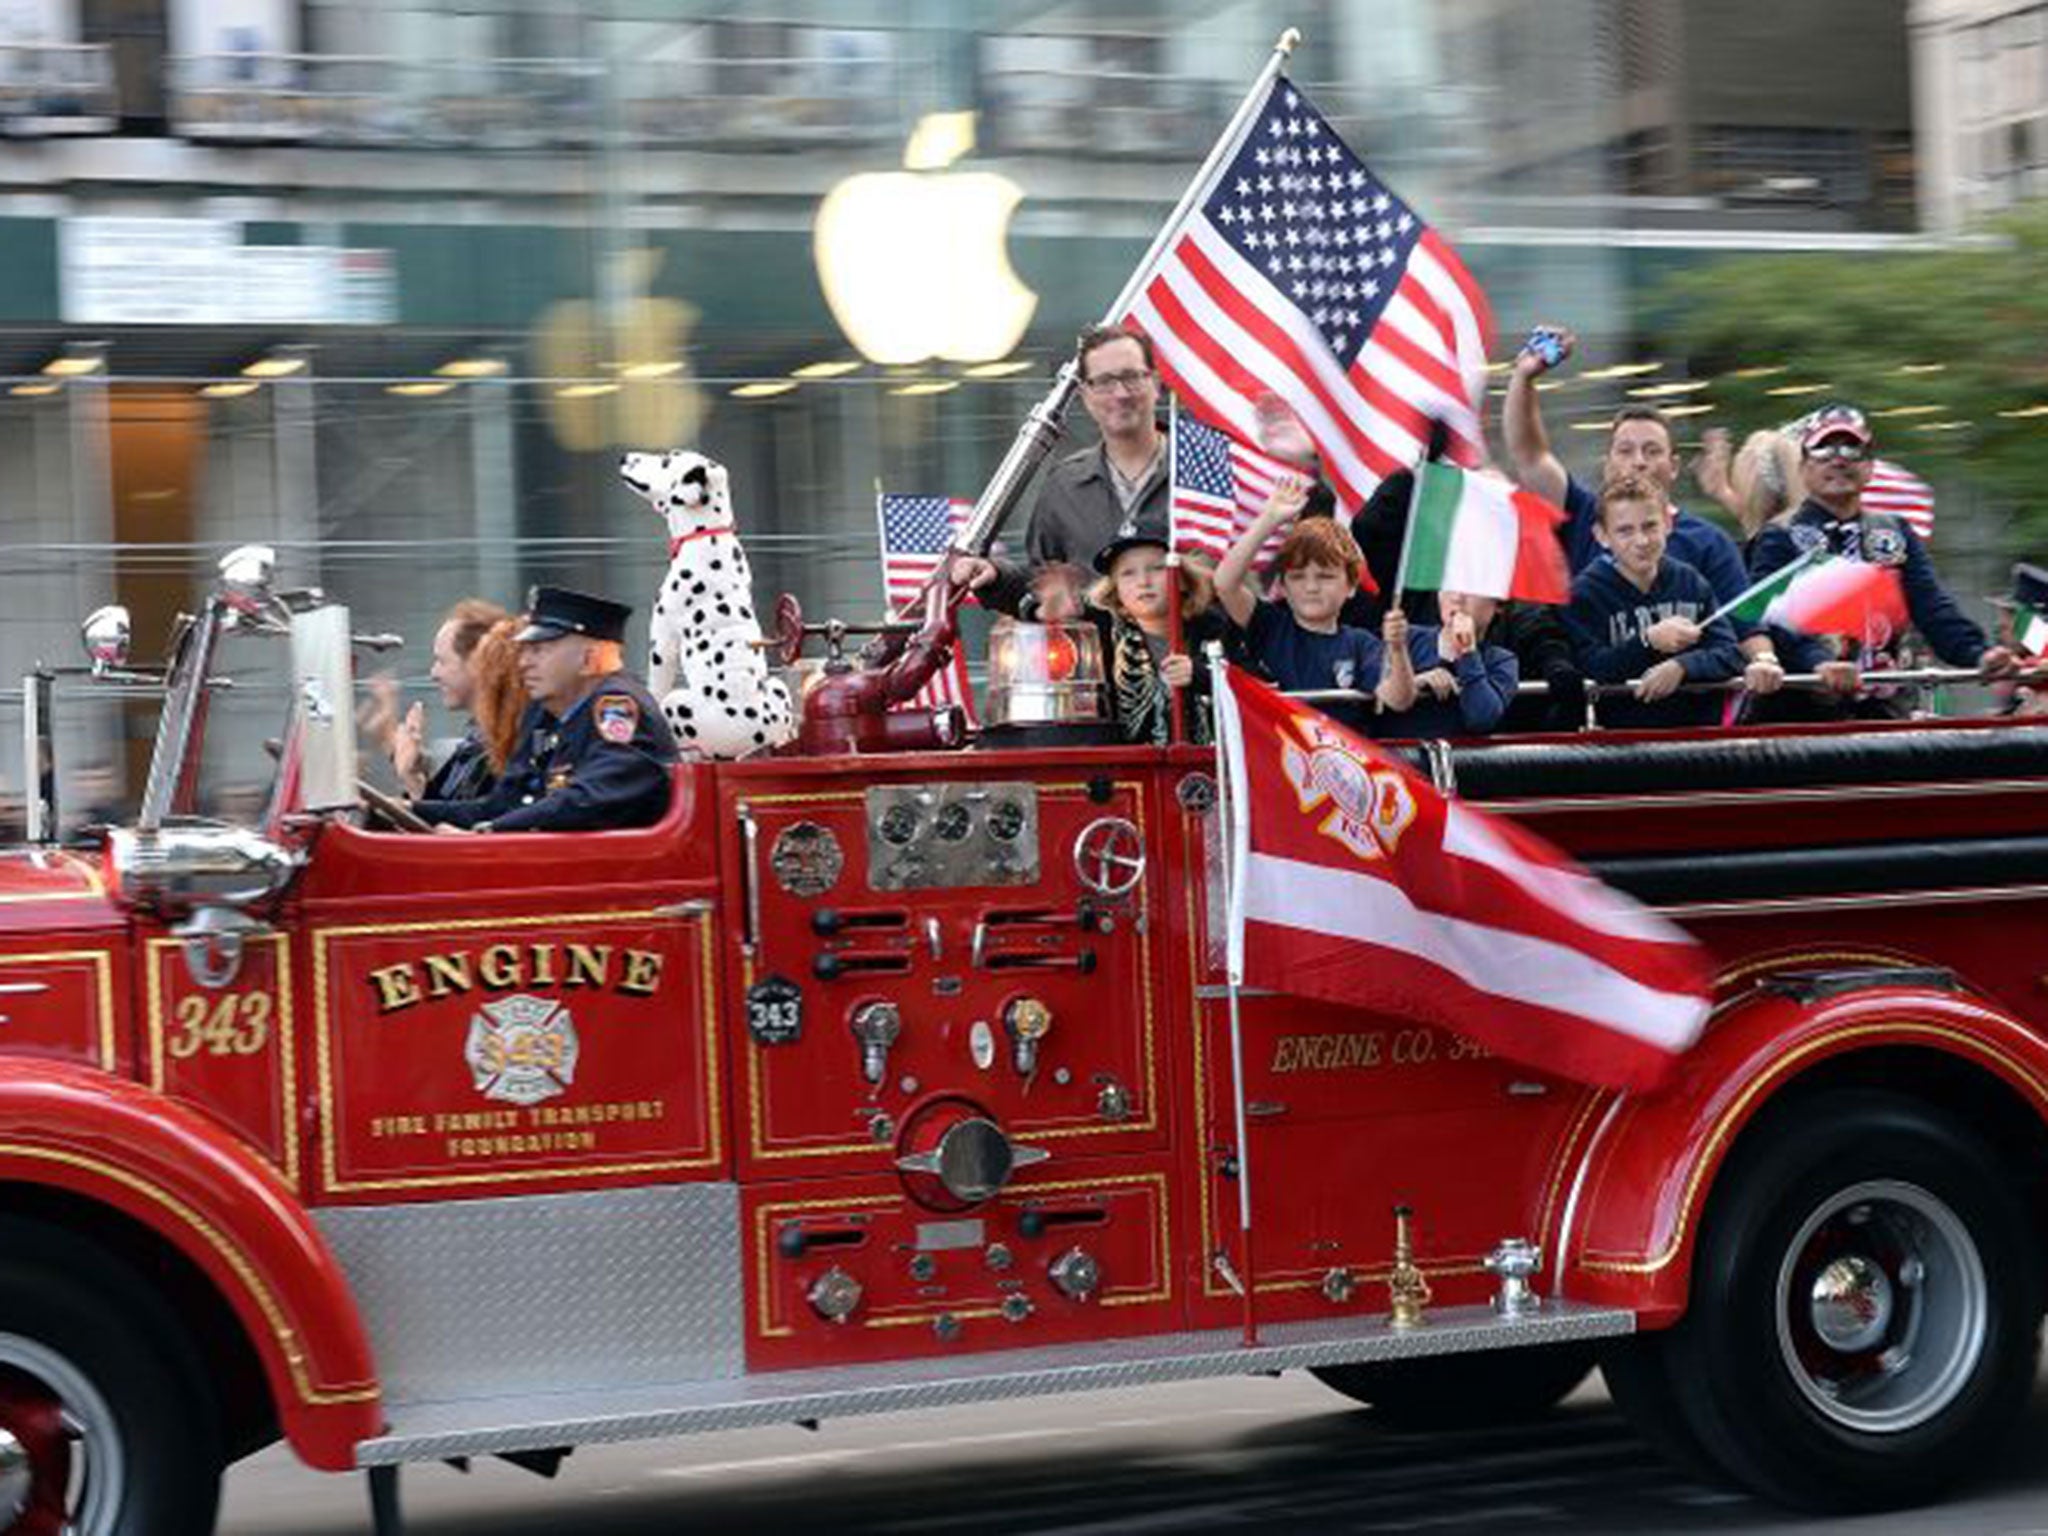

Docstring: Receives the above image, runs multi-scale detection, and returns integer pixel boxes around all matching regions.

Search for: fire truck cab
[3,545,2047,1534]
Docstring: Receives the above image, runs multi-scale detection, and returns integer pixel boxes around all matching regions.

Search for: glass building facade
[0,0,1923,828]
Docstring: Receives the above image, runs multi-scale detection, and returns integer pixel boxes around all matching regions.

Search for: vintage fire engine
[3,524,2048,1535]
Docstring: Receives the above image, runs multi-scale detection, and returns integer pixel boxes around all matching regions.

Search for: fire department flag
[1213,664,1713,1092]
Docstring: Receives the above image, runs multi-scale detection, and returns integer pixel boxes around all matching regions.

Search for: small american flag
[1122,76,1492,516]
[1171,409,1295,566]
[876,493,978,721]
[1864,460,1935,542]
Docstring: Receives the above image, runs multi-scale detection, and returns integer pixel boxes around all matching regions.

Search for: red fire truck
[2,541,2047,1535]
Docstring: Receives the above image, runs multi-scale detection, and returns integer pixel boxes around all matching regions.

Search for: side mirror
[81,605,132,672]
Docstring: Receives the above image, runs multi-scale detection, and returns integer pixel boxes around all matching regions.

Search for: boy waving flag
[1213,662,1712,1092]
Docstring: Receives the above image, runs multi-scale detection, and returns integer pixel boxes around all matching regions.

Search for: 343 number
[169,991,273,1058]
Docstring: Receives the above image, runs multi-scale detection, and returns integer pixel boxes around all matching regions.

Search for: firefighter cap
[515,585,632,644]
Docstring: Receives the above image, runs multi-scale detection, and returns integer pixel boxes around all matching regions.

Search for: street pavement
[220,1367,2048,1534]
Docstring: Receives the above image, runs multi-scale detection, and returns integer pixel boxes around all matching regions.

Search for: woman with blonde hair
[1086,522,1231,745]
[1697,426,1802,555]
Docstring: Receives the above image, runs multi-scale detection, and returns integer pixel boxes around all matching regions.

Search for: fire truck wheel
[1308,1343,1595,1429]
[0,1216,223,1536]
[1619,1090,2040,1512]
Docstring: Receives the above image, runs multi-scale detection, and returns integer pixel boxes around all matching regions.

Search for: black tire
[0,1215,223,1535]
[1311,1342,1596,1430]
[1606,1090,2042,1512]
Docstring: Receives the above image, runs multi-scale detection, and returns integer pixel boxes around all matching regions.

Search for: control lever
[811,908,909,936]
[982,950,1096,974]
[849,1000,901,1086]
[813,951,913,981]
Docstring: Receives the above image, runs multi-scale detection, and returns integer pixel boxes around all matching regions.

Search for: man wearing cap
[415,586,678,833]
[1504,322,1787,699]
[1748,405,2017,712]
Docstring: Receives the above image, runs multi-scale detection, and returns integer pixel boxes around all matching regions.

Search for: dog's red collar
[669,524,734,558]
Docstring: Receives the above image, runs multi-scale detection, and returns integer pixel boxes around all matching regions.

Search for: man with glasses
[962,324,1169,615]
[1748,404,2015,712]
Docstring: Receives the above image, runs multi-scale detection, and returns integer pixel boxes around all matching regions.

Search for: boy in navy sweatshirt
[1565,475,1740,729]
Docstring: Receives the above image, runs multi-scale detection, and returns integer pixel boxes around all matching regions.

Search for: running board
[358,1301,1632,1466]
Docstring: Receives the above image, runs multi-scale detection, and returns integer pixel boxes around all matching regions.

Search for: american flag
[876,493,978,720]
[1864,460,1935,542]
[1121,77,1492,516]
[1171,409,1295,565]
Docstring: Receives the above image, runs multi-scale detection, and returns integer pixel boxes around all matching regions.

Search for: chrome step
[357,1301,1631,1466]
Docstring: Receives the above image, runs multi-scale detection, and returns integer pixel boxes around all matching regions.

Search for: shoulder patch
[1864,524,1908,566]
[595,693,640,744]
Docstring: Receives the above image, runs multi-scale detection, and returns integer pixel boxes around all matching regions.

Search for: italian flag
[1763,558,1907,641]
[1708,547,1829,627]
[2018,602,2048,658]
[1398,462,1570,604]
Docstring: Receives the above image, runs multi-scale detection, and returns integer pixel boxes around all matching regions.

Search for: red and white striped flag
[877,493,979,722]
[1214,664,1712,1092]
[1864,460,1935,541]
[1169,408,1298,565]
[1122,76,1493,517]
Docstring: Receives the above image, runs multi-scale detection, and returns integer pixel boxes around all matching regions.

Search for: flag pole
[1166,406,1189,743]
[1208,644,1259,1346]
[951,29,1304,564]
[1389,451,1430,615]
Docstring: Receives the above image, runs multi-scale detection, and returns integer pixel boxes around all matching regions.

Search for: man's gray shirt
[982,440,1169,614]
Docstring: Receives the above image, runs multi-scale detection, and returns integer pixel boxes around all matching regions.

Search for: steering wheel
[359,779,433,834]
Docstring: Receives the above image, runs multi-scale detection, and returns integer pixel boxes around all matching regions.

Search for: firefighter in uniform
[416,586,678,833]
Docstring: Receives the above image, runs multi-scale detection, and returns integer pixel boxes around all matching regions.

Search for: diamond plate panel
[358,1300,1631,1465]
[318,1183,742,1407]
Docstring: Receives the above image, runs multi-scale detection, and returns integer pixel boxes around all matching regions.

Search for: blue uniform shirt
[1747,499,1987,672]
[418,671,678,832]
[1565,556,1741,729]
[1563,474,1757,639]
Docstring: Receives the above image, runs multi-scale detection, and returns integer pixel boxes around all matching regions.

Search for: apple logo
[814,111,1038,366]
[534,246,709,452]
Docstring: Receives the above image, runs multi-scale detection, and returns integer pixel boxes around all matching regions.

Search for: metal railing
[163,48,908,149]
[0,42,116,135]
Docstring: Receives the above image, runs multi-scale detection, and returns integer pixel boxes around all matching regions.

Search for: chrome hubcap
[0,1336,124,1535]
[0,1428,29,1526]
[1810,1254,1894,1352]
[1775,1179,1987,1434]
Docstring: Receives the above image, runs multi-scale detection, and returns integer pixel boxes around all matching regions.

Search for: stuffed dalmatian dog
[620,449,795,759]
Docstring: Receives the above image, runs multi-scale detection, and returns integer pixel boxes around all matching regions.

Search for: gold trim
[311,906,723,1195]
[1657,883,2048,920]
[742,782,1160,1162]
[1536,1086,1610,1255]
[0,1140,377,1405]
[0,949,116,1071]
[752,1172,1173,1339]
[0,852,106,903]
[144,934,300,1186]
[1496,774,2048,817]
[1578,1019,2048,1275]
[1712,946,1923,993]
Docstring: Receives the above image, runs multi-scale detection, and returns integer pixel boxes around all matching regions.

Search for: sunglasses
[1805,441,1870,463]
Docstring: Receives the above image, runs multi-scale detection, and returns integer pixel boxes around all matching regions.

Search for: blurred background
[2,0,2037,828]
